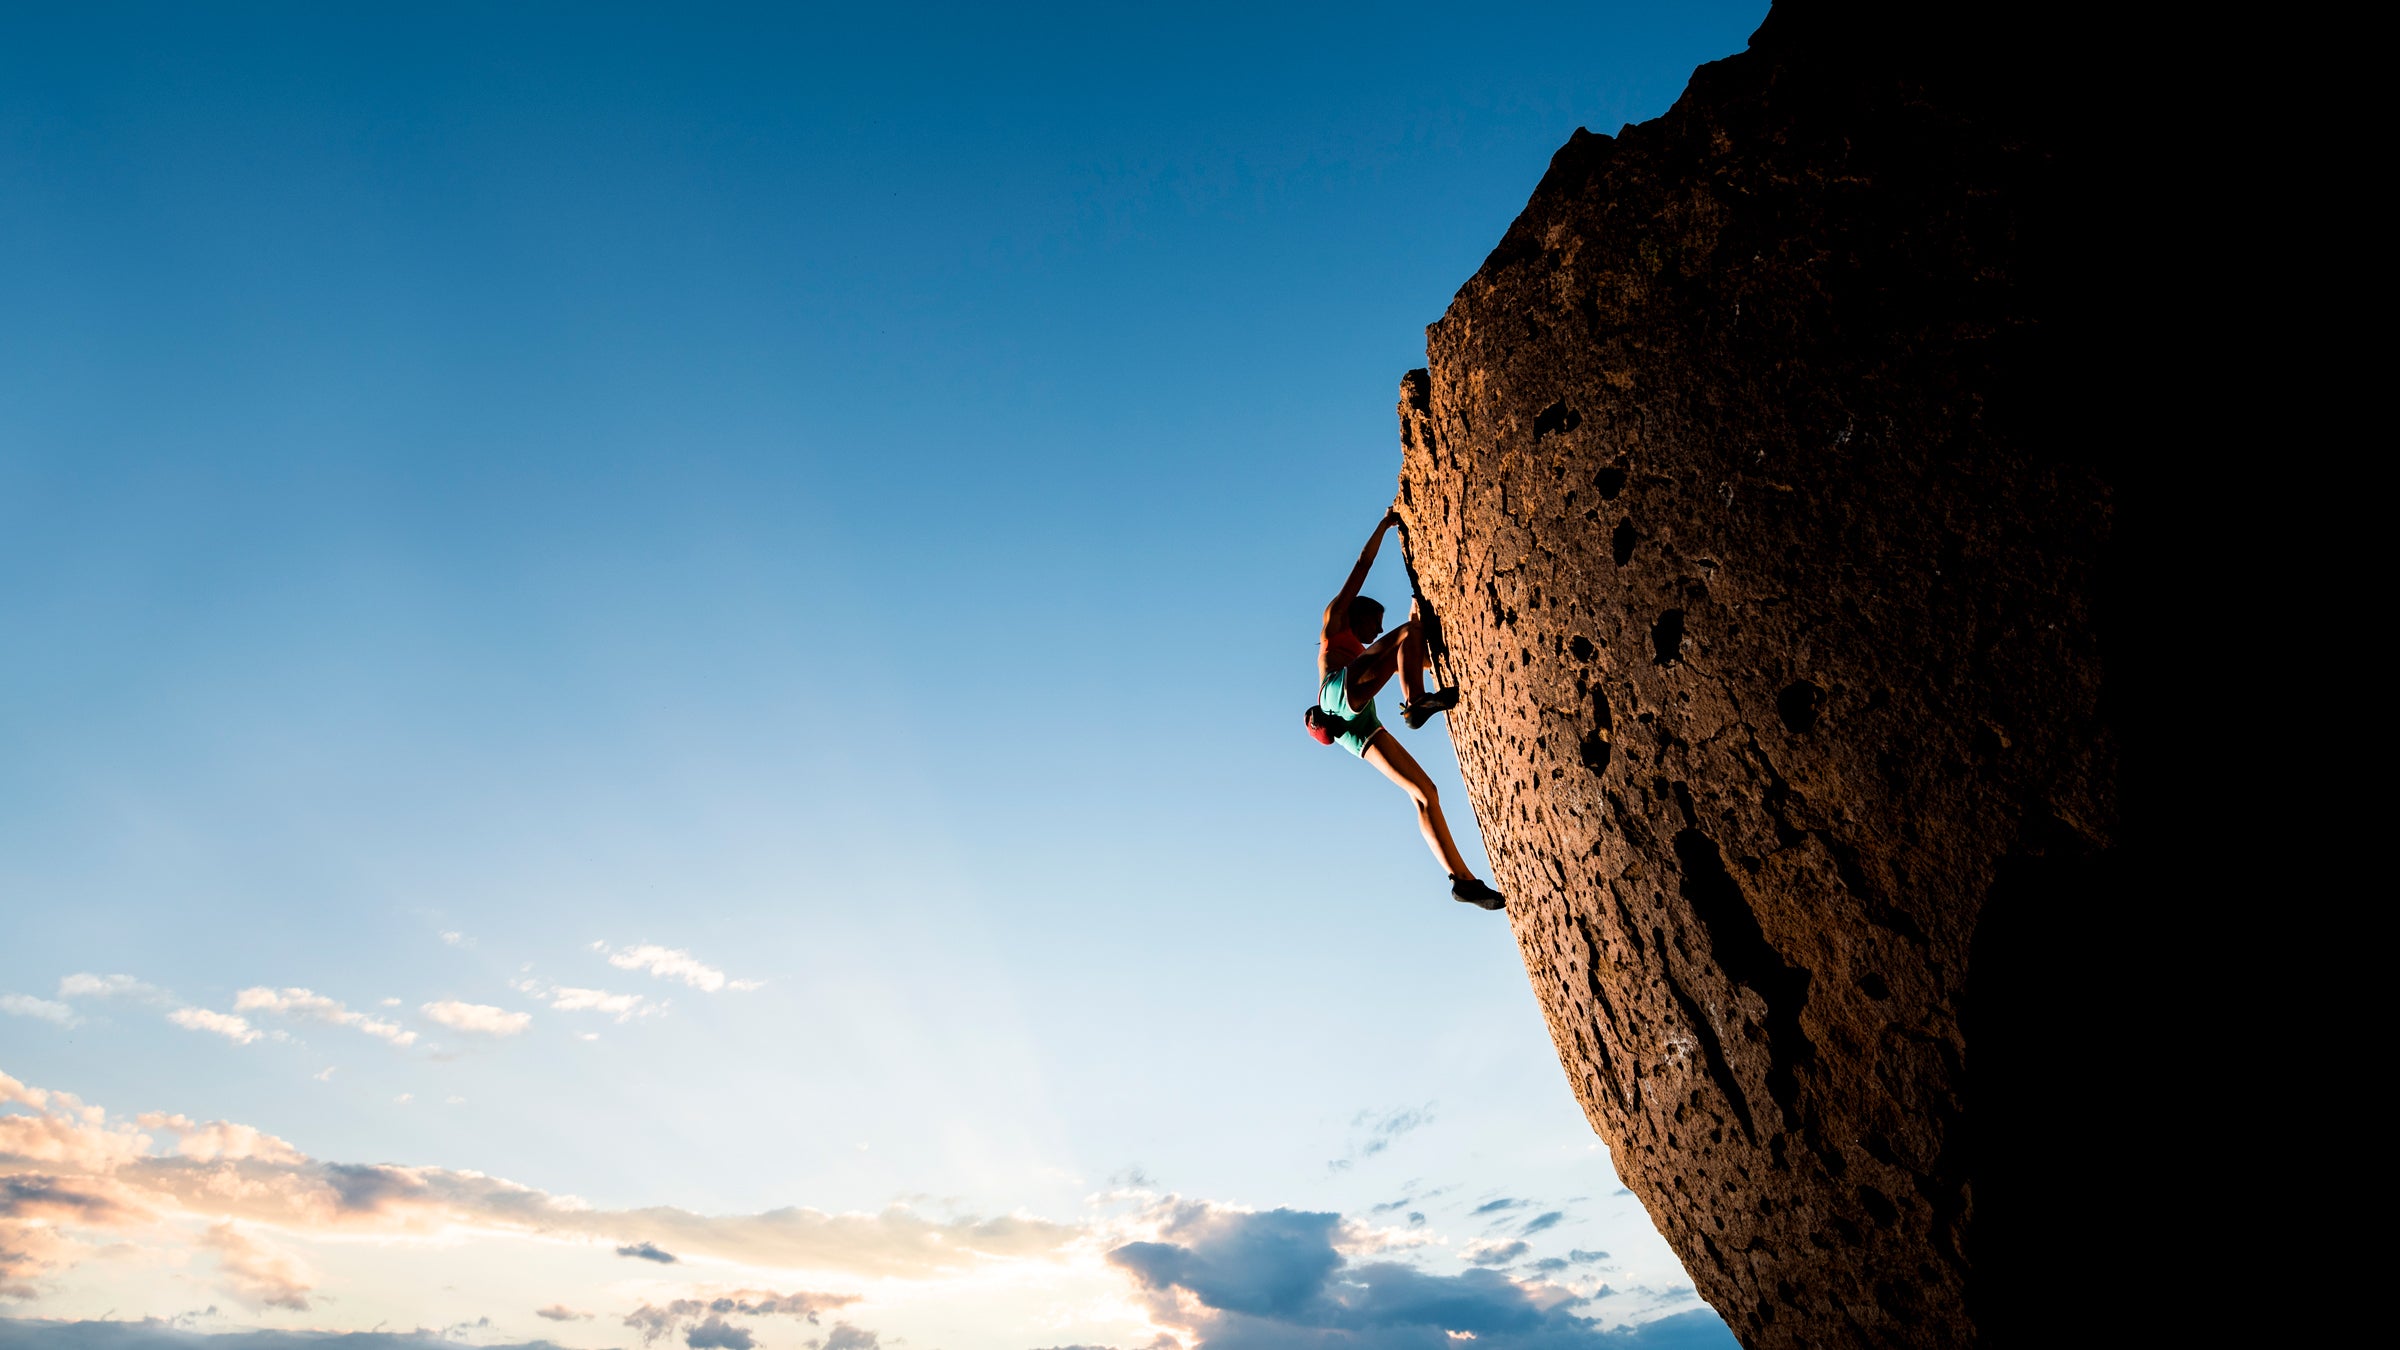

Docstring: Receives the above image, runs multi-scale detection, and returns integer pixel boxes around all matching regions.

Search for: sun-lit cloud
[593,942,762,993]
[0,1205,77,1298]
[1,995,79,1027]
[167,1008,261,1045]
[132,1114,306,1165]
[0,1064,1079,1293]
[200,1222,314,1311]
[56,973,173,1004]
[234,987,419,1047]
[535,1305,592,1322]
[512,976,662,1023]
[0,1076,155,1171]
[419,1001,531,1037]
[0,1330,575,1350]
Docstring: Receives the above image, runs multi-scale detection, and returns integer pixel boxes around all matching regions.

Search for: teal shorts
[1318,667,1385,758]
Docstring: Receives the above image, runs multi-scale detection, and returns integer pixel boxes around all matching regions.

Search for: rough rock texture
[1392,5,2113,1347]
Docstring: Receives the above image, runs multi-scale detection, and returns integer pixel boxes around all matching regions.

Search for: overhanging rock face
[1392,5,2113,1346]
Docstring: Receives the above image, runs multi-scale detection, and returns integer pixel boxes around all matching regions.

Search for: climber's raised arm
[1325,510,1402,640]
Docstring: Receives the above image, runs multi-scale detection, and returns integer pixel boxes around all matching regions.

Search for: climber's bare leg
[1344,619,1415,704]
[1389,602,1458,727]
[1396,613,1430,705]
[1362,729,1474,880]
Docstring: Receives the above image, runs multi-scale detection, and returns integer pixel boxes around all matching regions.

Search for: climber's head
[1346,595,1385,641]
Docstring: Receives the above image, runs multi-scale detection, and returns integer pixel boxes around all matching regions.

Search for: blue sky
[2,4,1766,1345]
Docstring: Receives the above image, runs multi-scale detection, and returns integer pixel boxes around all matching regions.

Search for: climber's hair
[1347,595,1385,634]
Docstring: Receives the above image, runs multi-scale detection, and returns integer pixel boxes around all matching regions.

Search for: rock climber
[1307,510,1507,911]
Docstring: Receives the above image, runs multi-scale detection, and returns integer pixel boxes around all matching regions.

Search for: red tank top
[1322,627,1365,671]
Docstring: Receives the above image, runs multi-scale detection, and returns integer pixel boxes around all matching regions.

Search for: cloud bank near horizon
[0,1321,574,1350]
[3,1065,1723,1348]
[0,1066,1075,1310]
[1108,1204,1735,1350]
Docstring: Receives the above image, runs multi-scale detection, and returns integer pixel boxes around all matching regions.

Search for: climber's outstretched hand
[1330,511,1400,637]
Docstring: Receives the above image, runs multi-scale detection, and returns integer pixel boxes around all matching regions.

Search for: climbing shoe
[1400,687,1460,729]
[1450,876,1506,911]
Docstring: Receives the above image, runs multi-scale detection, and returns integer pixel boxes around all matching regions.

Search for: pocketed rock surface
[1391,4,2114,1346]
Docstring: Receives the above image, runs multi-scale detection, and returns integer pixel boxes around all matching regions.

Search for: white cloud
[595,943,761,993]
[235,987,419,1047]
[547,986,660,1020]
[512,977,661,1023]
[2,994,79,1026]
[420,1001,531,1037]
[439,931,470,947]
[168,1008,262,1045]
[58,972,171,1003]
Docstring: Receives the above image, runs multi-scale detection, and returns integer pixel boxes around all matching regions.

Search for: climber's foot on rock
[1401,687,1459,729]
[1450,875,1506,911]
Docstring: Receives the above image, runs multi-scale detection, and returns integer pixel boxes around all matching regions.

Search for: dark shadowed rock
[1392,3,2114,1346]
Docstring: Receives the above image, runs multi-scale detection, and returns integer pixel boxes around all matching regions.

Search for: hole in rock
[1595,464,1628,499]
[1652,610,1685,666]
[1674,827,1815,1129]
[1778,680,1824,733]
[1581,731,1611,777]
[1613,518,1637,566]
[1579,685,1613,777]
[1571,635,1596,661]
[1533,400,1583,441]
